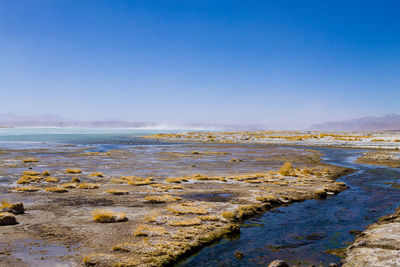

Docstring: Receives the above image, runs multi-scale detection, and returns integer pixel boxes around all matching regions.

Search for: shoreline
[343,206,400,266]
[355,150,400,168]
[143,131,400,150]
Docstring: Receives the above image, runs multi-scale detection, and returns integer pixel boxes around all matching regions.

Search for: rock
[234,250,244,259]
[0,212,17,226]
[0,202,24,215]
[268,260,289,267]
[328,263,338,267]
[235,250,244,259]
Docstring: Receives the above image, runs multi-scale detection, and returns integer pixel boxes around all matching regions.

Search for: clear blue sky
[0,1,399,127]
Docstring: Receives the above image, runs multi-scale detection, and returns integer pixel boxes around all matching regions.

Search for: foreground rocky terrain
[0,143,350,266]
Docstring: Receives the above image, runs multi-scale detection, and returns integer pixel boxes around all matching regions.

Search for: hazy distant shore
[144,131,400,150]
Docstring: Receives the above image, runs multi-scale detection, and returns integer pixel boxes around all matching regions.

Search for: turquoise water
[0,128,177,149]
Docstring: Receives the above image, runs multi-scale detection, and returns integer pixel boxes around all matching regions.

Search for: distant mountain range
[0,113,155,128]
[0,113,264,130]
[311,113,400,131]
[1,112,399,131]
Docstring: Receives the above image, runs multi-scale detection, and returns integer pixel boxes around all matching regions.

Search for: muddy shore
[0,143,352,266]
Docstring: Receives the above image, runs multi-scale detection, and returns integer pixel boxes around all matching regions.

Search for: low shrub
[279,162,293,176]
[106,189,129,195]
[14,186,40,192]
[144,195,182,203]
[91,209,128,223]
[66,168,82,174]
[45,177,59,182]
[45,187,68,193]
[0,200,24,214]
[78,183,100,189]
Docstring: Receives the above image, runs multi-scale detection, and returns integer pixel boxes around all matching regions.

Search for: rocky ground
[343,206,400,267]
[0,143,351,266]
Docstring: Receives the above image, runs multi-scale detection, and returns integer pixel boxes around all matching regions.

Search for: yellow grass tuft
[133,225,167,236]
[78,183,100,189]
[22,171,40,176]
[144,195,182,203]
[71,177,80,183]
[66,168,82,174]
[198,215,221,221]
[165,177,188,183]
[13,186,40,192]
[62,182,78,188]
[279,162,293,176]
[150,184,183,191]
[45,177,59,182]
[168,218,201,227]
[22,158,39,163]
[301,168,314,175]
[45,187,68,193]
[0,200,12,210]
[111,176,153,186]
[128,178,153,186]
[91,209,128,223]
[237,205,261,219]
[144,212,167,224]
[0,200,24,214]
[42,170,51,176]
[106,189,129,195]
[166,203,208,215]
[190,174,221,181]
[90,172,104,177]
[17,175,42,184]
[221,211,236,220]
[256,193,281,204]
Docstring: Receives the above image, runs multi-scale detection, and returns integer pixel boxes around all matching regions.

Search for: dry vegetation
[13,186,41,192]
[0,200,24,215]
[45,187,68,193]
[145,131,400,149]
[22,158,39,163]
[144,195,182,203]
[106,189,129,195]
[91,209,128,223]
[66,168,82,174]
[78,183,100,189]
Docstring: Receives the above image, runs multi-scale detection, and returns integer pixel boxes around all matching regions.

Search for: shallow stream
[177,147,400,266]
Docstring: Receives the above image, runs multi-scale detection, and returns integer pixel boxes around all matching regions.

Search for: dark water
[176,147,400,267]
